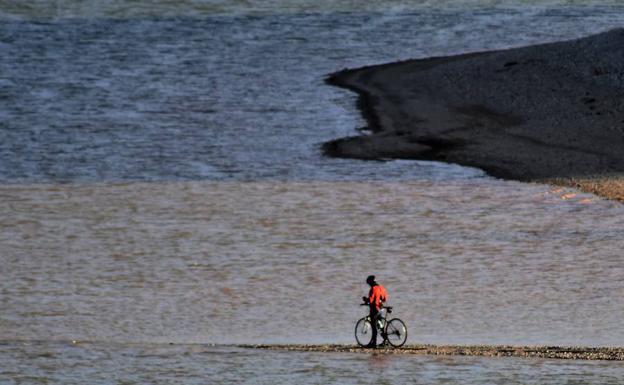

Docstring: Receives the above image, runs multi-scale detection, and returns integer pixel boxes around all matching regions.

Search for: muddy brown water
[3,181,624,347]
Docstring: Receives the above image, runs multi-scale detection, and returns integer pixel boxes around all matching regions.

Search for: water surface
[2,7,624,182]
[3,1,624,383]
[3,181,623,346]
[4,343,624,385]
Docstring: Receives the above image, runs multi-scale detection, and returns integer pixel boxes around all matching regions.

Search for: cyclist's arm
[368,290,377,306]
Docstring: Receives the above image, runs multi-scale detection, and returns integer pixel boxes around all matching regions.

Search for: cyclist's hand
[362,296,368,303]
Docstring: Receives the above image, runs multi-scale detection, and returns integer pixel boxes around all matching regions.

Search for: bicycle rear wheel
[385,318,407,347]
[354,317,373,347]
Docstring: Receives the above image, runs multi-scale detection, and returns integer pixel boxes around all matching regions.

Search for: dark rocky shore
[324,29,624,201]
[242,344,624,361]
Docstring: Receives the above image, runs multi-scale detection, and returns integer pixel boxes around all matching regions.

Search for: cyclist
[362,275,387,347]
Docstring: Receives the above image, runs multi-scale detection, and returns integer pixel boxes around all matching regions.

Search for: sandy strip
[324,29,624,201]
[240,344,624,360]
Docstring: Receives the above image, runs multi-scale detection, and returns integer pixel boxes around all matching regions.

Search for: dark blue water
[2,8,623,182]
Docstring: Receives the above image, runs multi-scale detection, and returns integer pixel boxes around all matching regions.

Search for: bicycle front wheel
[354,317,373,347]
[385,318,407,347]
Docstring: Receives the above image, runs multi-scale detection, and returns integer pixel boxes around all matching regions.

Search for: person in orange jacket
[362,275,387,347]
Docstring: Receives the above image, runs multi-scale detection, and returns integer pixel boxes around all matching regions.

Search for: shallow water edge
[323,29,624,201]
[242,344,624,361]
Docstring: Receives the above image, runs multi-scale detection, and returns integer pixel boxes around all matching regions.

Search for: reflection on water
[2,181,624,347]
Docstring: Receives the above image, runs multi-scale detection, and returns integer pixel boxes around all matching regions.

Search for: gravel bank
[241,344,624,360]
[324,29,624,201]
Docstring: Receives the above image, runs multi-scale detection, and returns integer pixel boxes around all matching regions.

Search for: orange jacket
[368,285,387,310]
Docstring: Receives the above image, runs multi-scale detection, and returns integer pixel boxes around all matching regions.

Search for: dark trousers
[369,306,380,346]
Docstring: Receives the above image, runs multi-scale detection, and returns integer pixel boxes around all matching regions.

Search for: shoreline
[241,344,624,361]
[323,29,624,201]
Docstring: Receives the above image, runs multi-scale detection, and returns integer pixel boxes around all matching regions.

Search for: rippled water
[3,181,624,346]
[4,1,624,383]
[2,0,624,18]
[5,343,624,385]
[2,7,624,182]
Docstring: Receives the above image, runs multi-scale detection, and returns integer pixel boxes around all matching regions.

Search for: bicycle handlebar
[360,303,390,307]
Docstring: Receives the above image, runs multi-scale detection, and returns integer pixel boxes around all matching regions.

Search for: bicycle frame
[366,307,388,325]
[356,304,407,348]
[362,306,391,338]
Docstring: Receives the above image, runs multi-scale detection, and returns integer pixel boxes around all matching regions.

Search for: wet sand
[324,29,624,201]
[242,344,624,361]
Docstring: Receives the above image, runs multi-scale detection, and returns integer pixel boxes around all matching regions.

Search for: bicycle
[355,304,408,347]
